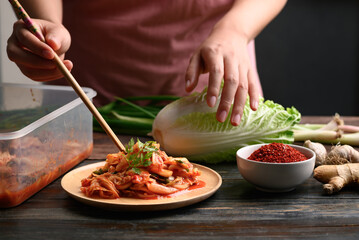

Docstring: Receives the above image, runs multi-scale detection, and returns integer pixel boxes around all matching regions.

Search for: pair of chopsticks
[8,0,126,152]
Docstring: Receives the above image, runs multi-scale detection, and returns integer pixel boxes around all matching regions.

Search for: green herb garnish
[125,138,159,174]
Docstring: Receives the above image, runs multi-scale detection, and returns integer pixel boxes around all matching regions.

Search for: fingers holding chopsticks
[6,19,72,81]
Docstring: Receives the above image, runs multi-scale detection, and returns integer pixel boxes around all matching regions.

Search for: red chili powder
[248,143,308,163]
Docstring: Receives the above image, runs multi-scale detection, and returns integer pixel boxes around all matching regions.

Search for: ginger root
[313,163,359,194]
[305,141,359,194]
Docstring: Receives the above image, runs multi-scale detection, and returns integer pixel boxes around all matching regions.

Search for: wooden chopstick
[9,0,126,152]
[52,54,126,152]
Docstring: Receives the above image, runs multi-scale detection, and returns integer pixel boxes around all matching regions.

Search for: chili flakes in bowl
[248,142,308,163]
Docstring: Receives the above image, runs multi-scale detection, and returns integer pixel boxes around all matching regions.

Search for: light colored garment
[56,0,259,106]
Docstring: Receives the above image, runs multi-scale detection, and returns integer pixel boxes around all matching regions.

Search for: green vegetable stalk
[293,113,359,146]
[94,96,179,136]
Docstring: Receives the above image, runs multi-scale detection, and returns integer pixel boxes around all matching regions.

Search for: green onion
[94,95,179,136]
[115,97,156,119]
[111,111,154,129]
[122,95,180,102]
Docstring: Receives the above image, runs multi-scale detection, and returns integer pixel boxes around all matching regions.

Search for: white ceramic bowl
[236,144,316,192]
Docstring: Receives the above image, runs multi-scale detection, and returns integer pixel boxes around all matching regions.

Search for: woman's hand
[185,26,260,126]
[185,0,287,126]
[7,19,72,81]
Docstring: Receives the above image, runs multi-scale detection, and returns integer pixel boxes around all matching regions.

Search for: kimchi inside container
[0,83,96,208]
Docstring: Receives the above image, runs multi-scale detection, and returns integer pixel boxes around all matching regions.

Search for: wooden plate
[61,162,222,211]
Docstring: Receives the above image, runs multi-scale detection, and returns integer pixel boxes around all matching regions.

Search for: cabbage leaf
[151,88,301,163]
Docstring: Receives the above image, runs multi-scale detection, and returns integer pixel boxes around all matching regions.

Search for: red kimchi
[80,139,202,199]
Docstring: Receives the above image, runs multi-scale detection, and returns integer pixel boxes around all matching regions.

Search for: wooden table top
[1,116,359,239]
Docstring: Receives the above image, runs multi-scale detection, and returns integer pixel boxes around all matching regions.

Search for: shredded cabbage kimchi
[81,139,202,199]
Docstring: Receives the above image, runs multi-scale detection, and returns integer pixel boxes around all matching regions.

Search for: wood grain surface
[1,116,359,239]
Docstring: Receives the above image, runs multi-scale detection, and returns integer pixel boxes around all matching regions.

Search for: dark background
[255,0,359,116]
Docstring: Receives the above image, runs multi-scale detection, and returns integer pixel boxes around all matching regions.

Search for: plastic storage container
[0,83,96,207]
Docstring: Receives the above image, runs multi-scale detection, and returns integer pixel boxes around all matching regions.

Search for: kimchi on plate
[81,139,203,199]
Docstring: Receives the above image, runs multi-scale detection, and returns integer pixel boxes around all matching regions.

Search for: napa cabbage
[151,88,301,163]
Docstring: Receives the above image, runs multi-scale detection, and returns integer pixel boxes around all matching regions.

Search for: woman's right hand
[6,19,72,81]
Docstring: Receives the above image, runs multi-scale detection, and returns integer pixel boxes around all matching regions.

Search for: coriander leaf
[132,167,141,175]
[125,139,159,174]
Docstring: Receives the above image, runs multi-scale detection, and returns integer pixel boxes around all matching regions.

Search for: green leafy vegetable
[125,138,159,174]
[151,88,301,163]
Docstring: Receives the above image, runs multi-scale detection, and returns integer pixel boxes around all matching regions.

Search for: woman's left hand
[185,27,260,126]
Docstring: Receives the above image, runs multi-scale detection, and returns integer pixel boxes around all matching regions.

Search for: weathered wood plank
[1,116,359,239]
[1,219,359,239]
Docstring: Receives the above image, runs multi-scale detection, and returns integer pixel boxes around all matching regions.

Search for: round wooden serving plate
[61,162,222,211]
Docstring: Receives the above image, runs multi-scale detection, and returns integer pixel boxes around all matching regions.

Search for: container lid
[0,83,97,140]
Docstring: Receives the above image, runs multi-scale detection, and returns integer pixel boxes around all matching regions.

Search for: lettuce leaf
[151,89,301,163]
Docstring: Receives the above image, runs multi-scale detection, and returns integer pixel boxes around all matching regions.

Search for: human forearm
[18,0,63,23]
[214,0,287,43]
